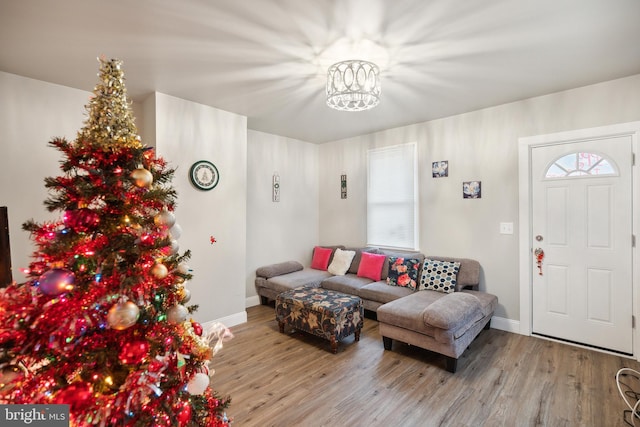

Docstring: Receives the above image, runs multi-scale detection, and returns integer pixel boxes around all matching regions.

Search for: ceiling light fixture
[326,60,380,112]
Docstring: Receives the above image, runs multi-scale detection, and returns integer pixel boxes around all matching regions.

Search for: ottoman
[276,287,364,353]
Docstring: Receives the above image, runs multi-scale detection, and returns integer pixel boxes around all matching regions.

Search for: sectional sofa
[255,246,498,372]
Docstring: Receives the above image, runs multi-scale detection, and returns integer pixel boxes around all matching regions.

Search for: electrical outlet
[499,222,513,235]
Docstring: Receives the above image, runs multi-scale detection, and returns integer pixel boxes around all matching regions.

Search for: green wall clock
[189,160,219,191]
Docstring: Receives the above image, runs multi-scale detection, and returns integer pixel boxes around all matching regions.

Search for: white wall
[147,92,248,326]
[0,73,248,327]
[319,73,640,321]
[0,71,88,280]
[5,68,640,327]
[245,130,319,304]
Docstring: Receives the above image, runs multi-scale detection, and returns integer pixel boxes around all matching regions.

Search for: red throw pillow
[310,246,333,270]
[357,252,386,281]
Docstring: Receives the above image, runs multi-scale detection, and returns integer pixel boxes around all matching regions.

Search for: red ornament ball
[54,382,94,411]
[63,208,100,232]
[191,321,203,336]
[39,268,75,295]
[119,340,150,364]
[175,400,192,426]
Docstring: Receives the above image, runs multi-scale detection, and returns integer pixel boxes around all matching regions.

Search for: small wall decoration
[432,160,448,178]
[463,181,481,199]
[341,174,347,199]
[189,160,219,191]
[272,173,280,202]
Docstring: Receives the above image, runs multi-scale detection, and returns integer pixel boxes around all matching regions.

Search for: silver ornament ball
[166,304,189,324]
[107,301,140,330]
[154,210,176,228]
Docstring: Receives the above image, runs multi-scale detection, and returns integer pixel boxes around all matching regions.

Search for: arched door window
[544,152,618,178]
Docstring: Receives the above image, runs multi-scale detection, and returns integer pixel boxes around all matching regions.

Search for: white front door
[531,135,633,354]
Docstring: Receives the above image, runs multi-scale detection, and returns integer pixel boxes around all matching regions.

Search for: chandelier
[326,60,380,111]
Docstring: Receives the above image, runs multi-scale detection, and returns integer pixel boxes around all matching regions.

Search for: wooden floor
[211,304,640,426]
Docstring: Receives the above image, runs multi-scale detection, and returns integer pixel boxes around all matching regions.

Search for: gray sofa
[255,246,498,372]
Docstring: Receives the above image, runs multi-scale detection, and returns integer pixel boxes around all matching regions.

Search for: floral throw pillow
[419,259,461,293]
[386,257,421,290]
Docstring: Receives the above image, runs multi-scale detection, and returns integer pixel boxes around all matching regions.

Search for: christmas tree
[0,58,231,426]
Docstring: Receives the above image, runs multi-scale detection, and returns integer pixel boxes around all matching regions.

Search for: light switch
[499,222,513,235]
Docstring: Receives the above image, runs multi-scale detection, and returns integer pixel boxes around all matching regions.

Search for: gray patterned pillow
[419,259,461,293]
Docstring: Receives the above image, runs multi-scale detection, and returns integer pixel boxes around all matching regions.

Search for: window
[544,152,617,178]
[367,142,417,249]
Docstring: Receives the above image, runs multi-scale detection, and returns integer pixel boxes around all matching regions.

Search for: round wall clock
[189,160,219,191]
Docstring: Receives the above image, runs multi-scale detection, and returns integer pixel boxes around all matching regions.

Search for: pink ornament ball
[161,239,180,256]
[119,340,150,364]
[39,268,75,295]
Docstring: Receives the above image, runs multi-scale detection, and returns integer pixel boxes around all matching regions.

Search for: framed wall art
[432,160,448,178]
[463,181,481,199]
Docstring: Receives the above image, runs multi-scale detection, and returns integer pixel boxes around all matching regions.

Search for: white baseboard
[202,310,247,329]
[490,316,521,334]
[245,295,261,308]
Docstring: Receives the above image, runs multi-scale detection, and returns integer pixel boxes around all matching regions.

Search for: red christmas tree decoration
[0,57,231,426]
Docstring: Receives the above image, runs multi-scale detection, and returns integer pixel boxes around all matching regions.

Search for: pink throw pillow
[357,252,387,281]
[310,246,333,270]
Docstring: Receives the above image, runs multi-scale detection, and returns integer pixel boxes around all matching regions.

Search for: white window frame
[366,142,418,250]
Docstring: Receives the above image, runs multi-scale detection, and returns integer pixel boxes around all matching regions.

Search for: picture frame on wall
[341,174,347,199]
[432,160,448,178]
[463,181,481,199]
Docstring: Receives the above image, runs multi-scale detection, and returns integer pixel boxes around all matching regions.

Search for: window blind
[367,142,417,249]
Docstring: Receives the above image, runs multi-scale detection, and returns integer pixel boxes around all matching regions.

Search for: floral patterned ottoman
[275,287,364,353]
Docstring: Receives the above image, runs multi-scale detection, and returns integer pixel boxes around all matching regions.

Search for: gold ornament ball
[131,168,153,188]
[0,365,22,396]
[151,263,169,279]
[166,304,189,324]
[181,288,191,303]
[107,301,140,330]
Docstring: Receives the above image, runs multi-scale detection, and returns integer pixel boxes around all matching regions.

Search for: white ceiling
[1,0,639,143]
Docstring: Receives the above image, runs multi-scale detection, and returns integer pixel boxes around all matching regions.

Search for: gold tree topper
[77,57,142,150]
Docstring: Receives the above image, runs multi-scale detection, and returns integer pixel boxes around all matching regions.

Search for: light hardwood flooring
[211,304,640,426]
